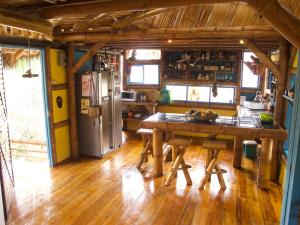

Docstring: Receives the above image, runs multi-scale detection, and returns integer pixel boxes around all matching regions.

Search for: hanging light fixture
[22,31,38,78]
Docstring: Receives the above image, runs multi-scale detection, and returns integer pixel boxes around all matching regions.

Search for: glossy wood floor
[7,133,283,225]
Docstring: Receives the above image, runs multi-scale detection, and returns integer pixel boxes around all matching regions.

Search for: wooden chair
[165,138,192,186]
[199,141,227,190]
[136,128,153,170]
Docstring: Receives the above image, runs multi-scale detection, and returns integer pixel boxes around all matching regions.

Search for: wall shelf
[163,50,238,84]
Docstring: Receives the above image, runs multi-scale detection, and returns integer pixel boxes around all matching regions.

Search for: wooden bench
[165,138,192,186]
[199,141,227,190]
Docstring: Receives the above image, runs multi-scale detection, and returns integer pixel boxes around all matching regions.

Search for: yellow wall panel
[279,162,286,189]
[50,49,67,84]
[49,48,71,165]
[55,126,71,162]
[52,89,69,123]
[293,52,298,69]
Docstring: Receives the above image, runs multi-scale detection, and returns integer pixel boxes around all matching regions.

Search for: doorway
[0,46,51,217]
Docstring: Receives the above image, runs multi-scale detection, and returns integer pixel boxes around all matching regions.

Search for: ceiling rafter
[111,8,167,29]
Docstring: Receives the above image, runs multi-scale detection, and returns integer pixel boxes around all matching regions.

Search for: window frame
[125,60,161,87]
[126,49,161,60]
[166,84,236,105]
[165,84,188,102]
[187,86,211,103]
[210,86,235,104]
[241,51,260,89]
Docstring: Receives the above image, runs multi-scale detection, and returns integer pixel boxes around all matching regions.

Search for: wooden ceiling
[0,0,300,48]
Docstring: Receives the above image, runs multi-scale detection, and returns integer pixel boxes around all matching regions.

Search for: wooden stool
[136,129,153,170]
[165,138,192,186]
[199,141,227,190]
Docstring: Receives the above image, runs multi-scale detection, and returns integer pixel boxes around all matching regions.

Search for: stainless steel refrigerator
[76,71,122,157]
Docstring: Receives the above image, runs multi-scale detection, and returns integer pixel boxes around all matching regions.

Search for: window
[166,85,187,101]
[187,86,210,102]
[128,64,159,85]
[211,87,235,104]
[166,84,235,104]
[126,49,161,60]
[242,52,260,88]
[126,49,161,86]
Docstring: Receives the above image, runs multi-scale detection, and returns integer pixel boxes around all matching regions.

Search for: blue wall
[74,50,93,75]
[283,75,296,155]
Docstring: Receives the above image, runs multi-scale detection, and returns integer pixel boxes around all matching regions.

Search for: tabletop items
[185,108,219,122]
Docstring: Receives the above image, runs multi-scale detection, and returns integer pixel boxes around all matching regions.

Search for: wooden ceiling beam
[71,42,103,75]
[38,0,236,19]
[73,13,107,31]
[112,8,167,29]
[55,27,280,43]
[242,39,280,77]
[247,0,300,49]
[0,8,53,36]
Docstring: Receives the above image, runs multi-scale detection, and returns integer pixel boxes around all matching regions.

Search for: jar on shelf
[206,51,210,60]
[182,62,188,70]
[205,74,210,81]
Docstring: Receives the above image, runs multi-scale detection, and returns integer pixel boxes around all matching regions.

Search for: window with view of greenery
[166,85,235,104]
[126,49,161,86]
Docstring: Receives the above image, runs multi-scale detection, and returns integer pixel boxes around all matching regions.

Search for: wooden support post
[257,138,273,189]
[67,42,79,159]
[233,136,243,168]
[270,40,288,181]
[243,39,280,78]
[274,39,289,127]
[153,128,163,177]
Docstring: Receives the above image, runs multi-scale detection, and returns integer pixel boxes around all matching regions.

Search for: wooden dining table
[141,112,288,189]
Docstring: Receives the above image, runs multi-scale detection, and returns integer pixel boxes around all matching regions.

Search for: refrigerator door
[112,72,122,148]
[76,72,102,157]
[99,71,113,155]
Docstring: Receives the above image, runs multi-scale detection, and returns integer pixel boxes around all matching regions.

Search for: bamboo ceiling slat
[1,0,300,44]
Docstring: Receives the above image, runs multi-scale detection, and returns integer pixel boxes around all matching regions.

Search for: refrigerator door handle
[102,96,110,101]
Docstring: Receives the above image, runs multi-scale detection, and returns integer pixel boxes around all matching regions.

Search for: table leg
[165,131,174,162]
[257,138,273,189]
[153,128,163,177]
[233,136,243,168]
[141,134,148,162]
[270,140,279,181]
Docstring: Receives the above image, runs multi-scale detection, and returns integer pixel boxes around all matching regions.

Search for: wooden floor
[7,133,283,225]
